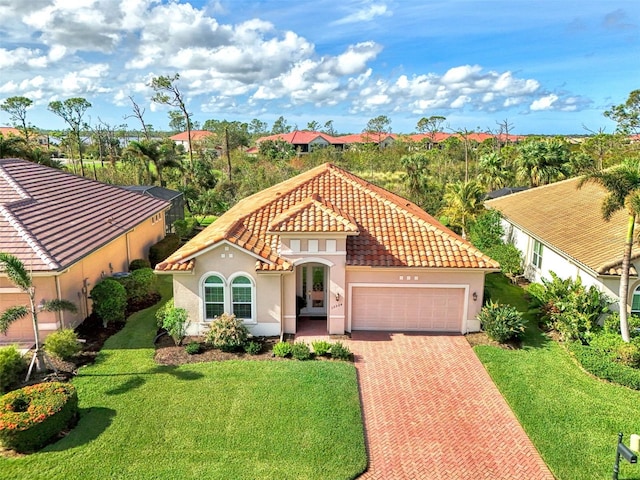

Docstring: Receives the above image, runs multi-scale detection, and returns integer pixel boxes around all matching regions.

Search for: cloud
[530,94,558,111]
[333,2,391,25]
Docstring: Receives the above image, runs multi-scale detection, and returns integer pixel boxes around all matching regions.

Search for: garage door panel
[351,286,465,332]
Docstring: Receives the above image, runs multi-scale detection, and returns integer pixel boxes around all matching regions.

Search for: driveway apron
[347,332,554,479]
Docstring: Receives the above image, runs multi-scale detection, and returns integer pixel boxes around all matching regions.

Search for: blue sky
[0,0,638,135]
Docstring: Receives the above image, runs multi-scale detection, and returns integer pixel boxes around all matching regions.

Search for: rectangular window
[532,240,543,269]
[308,239,318,253]
[232,276,253,321]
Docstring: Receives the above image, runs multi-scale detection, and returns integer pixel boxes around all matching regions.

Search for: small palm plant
[0,253,77,380]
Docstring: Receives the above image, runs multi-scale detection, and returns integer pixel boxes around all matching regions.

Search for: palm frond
[0,252,32,291]
[41,299,78,314]
[0,305,28,334]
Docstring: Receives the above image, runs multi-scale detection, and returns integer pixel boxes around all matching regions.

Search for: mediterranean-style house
[256,131,340,153]
[169,130,215,152]
[156,163,499,337]
[486,177,640,314]
[0,158,169,344]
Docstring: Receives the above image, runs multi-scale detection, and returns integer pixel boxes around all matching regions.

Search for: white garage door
[350,286,466,332]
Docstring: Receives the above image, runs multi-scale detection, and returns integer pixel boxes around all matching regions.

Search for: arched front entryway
[294,258,334,335]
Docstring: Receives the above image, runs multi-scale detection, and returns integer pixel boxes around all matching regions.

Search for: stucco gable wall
[172,243,282,337]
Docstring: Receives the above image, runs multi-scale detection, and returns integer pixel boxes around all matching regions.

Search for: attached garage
[349,284,467,332]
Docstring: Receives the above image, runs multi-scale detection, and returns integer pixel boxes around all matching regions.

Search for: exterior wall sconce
[335,292,340,301]
[472,292,478,301]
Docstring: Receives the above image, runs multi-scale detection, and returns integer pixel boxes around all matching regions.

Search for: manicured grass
[477,273,640,480]
[0,277,366,480]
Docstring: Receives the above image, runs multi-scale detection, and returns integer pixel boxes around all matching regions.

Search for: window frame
[203,273,226,321]
[632,285,640,316]
[230,274,255,323]
[200,272,256,324]
[532,239,544,269]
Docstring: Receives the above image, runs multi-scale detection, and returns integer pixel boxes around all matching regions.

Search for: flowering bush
[0,382,78,452]
[205,313,249,352]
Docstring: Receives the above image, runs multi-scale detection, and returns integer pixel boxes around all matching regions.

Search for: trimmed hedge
[0,346,26,393]
[44,329,81,361]
[90,278,127,327]
[117,268,157,303]
[149,234,181,269]
[568,342,640,391]
[129,258,151,271]
[0,382,78,452]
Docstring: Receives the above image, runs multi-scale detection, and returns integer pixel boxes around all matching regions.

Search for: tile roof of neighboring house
[122,185,183,201]
[0,127,22,137]
[257,131,338,145]
[333,133,397,144]
[0,158,169,272]
[169,130,215,142]
[407,132,526,143]
[157,163,499,272]
[486,176,640,276]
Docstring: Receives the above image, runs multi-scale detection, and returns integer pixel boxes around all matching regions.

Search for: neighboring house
[256,131,339,153]
[122,186,184,233]
[486,177,640,313]
[333,132,397,149]
[156,163,499,337]
[0,158,169,344]
[169,130,215,152]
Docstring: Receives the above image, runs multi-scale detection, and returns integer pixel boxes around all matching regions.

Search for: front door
[300,264,327,316]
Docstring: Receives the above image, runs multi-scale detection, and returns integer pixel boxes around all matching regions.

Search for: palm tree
[126,140,182,186]
[515,138,571,187]
[578,158,640,342]
[440,180,486,239]
[0,253,77,380]
[477,152,512,191]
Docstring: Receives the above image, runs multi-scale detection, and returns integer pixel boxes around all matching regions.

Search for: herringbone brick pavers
[347,332,554,479]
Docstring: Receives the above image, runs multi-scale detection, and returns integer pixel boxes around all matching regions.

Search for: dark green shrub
[569,342,640,390]
[330,342,351,361]
[590,333,640,367]
[604,312,640,338]
[291,342,311,360]
[173,217,198,239]
[0,347,26,393]
[161,306,190,346]
[117,268,157,303]
[244,341,262,355]
[272,341,292,358]
[149,234,181,268]
[205,313,249,352]
[128,258,151,271]
[469,210,504,252]
[485,243,523,278]
[311,340,331,356]
[44,329,81,361]
[185,341,201,355]
[477,301,525,343]
[90,278,127,327]
[0,382,78,452]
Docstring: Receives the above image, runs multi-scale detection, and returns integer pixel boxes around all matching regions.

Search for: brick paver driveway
[347,332,554,479]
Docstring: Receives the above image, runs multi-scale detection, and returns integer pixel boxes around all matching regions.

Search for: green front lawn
[478,273,640,480]
[0,277,366,480]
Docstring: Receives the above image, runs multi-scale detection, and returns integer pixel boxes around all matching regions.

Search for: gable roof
[157,163,498,272]
[486,176,640,276]
[0,127,22,138]
[257,131,338,145]
[169,130,214,142]
[333,133,397,144]
[0,158,169,272]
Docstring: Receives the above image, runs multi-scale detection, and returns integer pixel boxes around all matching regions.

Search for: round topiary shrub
[90,278,127,327]
[129,258,151,271]
[0,382,78,452]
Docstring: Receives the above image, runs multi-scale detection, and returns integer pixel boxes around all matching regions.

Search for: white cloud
[530,94,558,111]
[333,2,391,25]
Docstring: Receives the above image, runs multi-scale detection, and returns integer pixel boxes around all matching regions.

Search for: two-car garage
[349,284,467,333]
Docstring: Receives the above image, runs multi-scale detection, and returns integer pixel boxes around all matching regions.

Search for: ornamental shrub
[44,329,81,361]
[161,306,190,346]
[128,258,151,271]
[184,341,201,355]
[118,268,157,303]
[205,313,249,352]
[155,299,174,328]
[311,340,332,356]
[272,341,292,358]
[330,342,352,361]
[149,234,180,268]
[0,382,78,452]
[569,342,640,390]
[590,333,640,368]
[477,301,525,343]
[90,278,127,327]
[0,347,26,393]
[604,312,640,338]
[244,341,262,355]
[291,342,311,360]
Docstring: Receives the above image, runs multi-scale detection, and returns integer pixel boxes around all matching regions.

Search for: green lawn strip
[1,276,366,480]
[477,273,640,480]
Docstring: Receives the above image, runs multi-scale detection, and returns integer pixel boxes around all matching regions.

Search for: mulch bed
[154,335,282,365]
[465,331,522,349]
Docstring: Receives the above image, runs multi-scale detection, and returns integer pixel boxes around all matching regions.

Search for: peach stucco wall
[0,215,166,345]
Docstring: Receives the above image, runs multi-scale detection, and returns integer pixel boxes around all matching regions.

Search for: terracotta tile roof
[257,131,338,145]
[332,133,397,144]
[0,127,22,138]
[486,176,640,276]
[157,163,498,272]
[169,130,215,142]
[268,193,359,234]
[0,158,169,272]
[407,132,526,144]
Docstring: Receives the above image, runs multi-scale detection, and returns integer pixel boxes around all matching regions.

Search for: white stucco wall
[171,242,283,337]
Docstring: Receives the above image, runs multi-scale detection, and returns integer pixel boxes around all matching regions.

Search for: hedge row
[0,382,78,452]
[568,342,640,391]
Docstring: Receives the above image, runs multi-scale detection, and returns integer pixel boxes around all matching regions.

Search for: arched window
[232,275,253,321]
[204,275,225,320]
[632,285,640,316]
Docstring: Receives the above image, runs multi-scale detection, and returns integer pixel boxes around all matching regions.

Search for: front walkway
[345,332,554,479]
